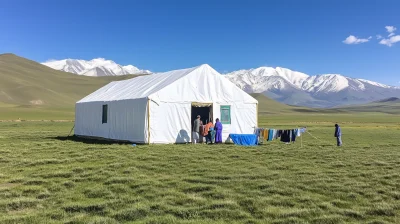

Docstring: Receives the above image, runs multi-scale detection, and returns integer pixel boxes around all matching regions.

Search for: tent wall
[145,65,258,144]
[212,102,257,143]
[149,101,191,144]
[148,101,256,144]
[75,98,148,143]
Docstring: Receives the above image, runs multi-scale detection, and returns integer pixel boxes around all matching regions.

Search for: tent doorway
[191,103,213,127]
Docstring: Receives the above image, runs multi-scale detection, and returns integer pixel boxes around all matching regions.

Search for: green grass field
[1,114,400,224]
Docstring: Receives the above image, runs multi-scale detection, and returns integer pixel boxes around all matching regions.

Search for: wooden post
[147,99,150,144]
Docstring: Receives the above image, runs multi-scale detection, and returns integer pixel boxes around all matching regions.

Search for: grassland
[1,54,400,223]
[0,53,106,107]
[1,114,400,224]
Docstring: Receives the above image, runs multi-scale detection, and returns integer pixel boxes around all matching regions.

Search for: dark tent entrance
[191,103,213,127]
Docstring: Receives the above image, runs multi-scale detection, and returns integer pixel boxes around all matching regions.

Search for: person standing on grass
[214,118,223,143]
[204,120,214,144]
[192,115,201,144]
[334,124,342,146]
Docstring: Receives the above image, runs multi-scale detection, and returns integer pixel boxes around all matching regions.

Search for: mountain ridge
[42,58,151,77]
[224,67,400,107]
[6,53,400,108]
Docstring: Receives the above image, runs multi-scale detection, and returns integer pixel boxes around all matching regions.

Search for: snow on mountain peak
[357,79,392,88]
[42,58,151,77]
[224,67,400,107]
[224,67,397,94]
[302,74,349,93]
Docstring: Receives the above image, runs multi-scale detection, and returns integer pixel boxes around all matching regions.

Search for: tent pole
[147,99,150,144]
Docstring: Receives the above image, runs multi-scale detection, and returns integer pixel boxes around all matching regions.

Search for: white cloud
[342,35,371,44]
[379,35,400,47]
[385,26,397,33]
[385,26,397,37]
[376,35,383,39]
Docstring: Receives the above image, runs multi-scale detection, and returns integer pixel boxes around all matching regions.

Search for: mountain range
[224,67,400,107]
[38,58,400,108]
[42,58,151,77]
[1,53,399,120]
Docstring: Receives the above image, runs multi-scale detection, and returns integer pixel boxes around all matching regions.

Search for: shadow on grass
[49,135,133,145]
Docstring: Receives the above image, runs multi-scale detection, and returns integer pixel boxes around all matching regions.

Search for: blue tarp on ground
[229,134,258,146]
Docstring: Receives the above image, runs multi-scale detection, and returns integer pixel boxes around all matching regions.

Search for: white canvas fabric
[75,64,258,143]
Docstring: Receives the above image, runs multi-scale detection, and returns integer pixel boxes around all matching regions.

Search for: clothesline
[254,127,307,146]
[229,126,330,147]
[305,130,336,147]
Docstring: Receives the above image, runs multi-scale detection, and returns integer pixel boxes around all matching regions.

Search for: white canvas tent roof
[77,64,257,104]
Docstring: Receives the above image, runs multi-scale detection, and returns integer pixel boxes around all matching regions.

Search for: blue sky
[1,0,399,85]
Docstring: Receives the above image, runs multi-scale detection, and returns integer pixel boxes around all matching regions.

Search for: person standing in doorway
[192,115,201,144]
[204,120,214,144]
[215,118,223,143]
[334,124,342,146]
[199,120,205,144]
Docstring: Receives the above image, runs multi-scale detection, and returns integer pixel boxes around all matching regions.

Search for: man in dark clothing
[334,124,342,146]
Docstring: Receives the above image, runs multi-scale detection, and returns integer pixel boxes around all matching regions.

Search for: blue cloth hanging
[268,129,274,141]
[229,134,258,146]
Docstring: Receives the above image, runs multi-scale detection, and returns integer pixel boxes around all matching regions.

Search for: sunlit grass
[0,115,399,223]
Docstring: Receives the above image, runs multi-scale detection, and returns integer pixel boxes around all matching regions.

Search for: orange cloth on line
[203,122,214,136]
[263,129,269,140]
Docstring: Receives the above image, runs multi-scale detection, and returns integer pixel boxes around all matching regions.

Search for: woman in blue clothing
[214,118,223,143]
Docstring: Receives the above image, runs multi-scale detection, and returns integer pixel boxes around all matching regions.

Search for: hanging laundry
[291,129,297,142]
[277,130,282,138]
[280,130,290,143]
[256,128,264,144]
[296,128,301,137]
[263,129,269,140]
[254,127,306,144]
[268,129,274,141]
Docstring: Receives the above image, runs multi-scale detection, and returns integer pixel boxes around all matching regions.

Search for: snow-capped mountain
[224,67,400,107]
[42,58,151,77]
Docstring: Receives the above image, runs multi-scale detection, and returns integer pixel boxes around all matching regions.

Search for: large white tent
[75,64,258,144]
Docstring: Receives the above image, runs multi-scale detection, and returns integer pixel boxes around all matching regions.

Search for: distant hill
[0,53,140,107]
[250,93,324,114]
[373,97,400,103]
[337,98,400,114]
